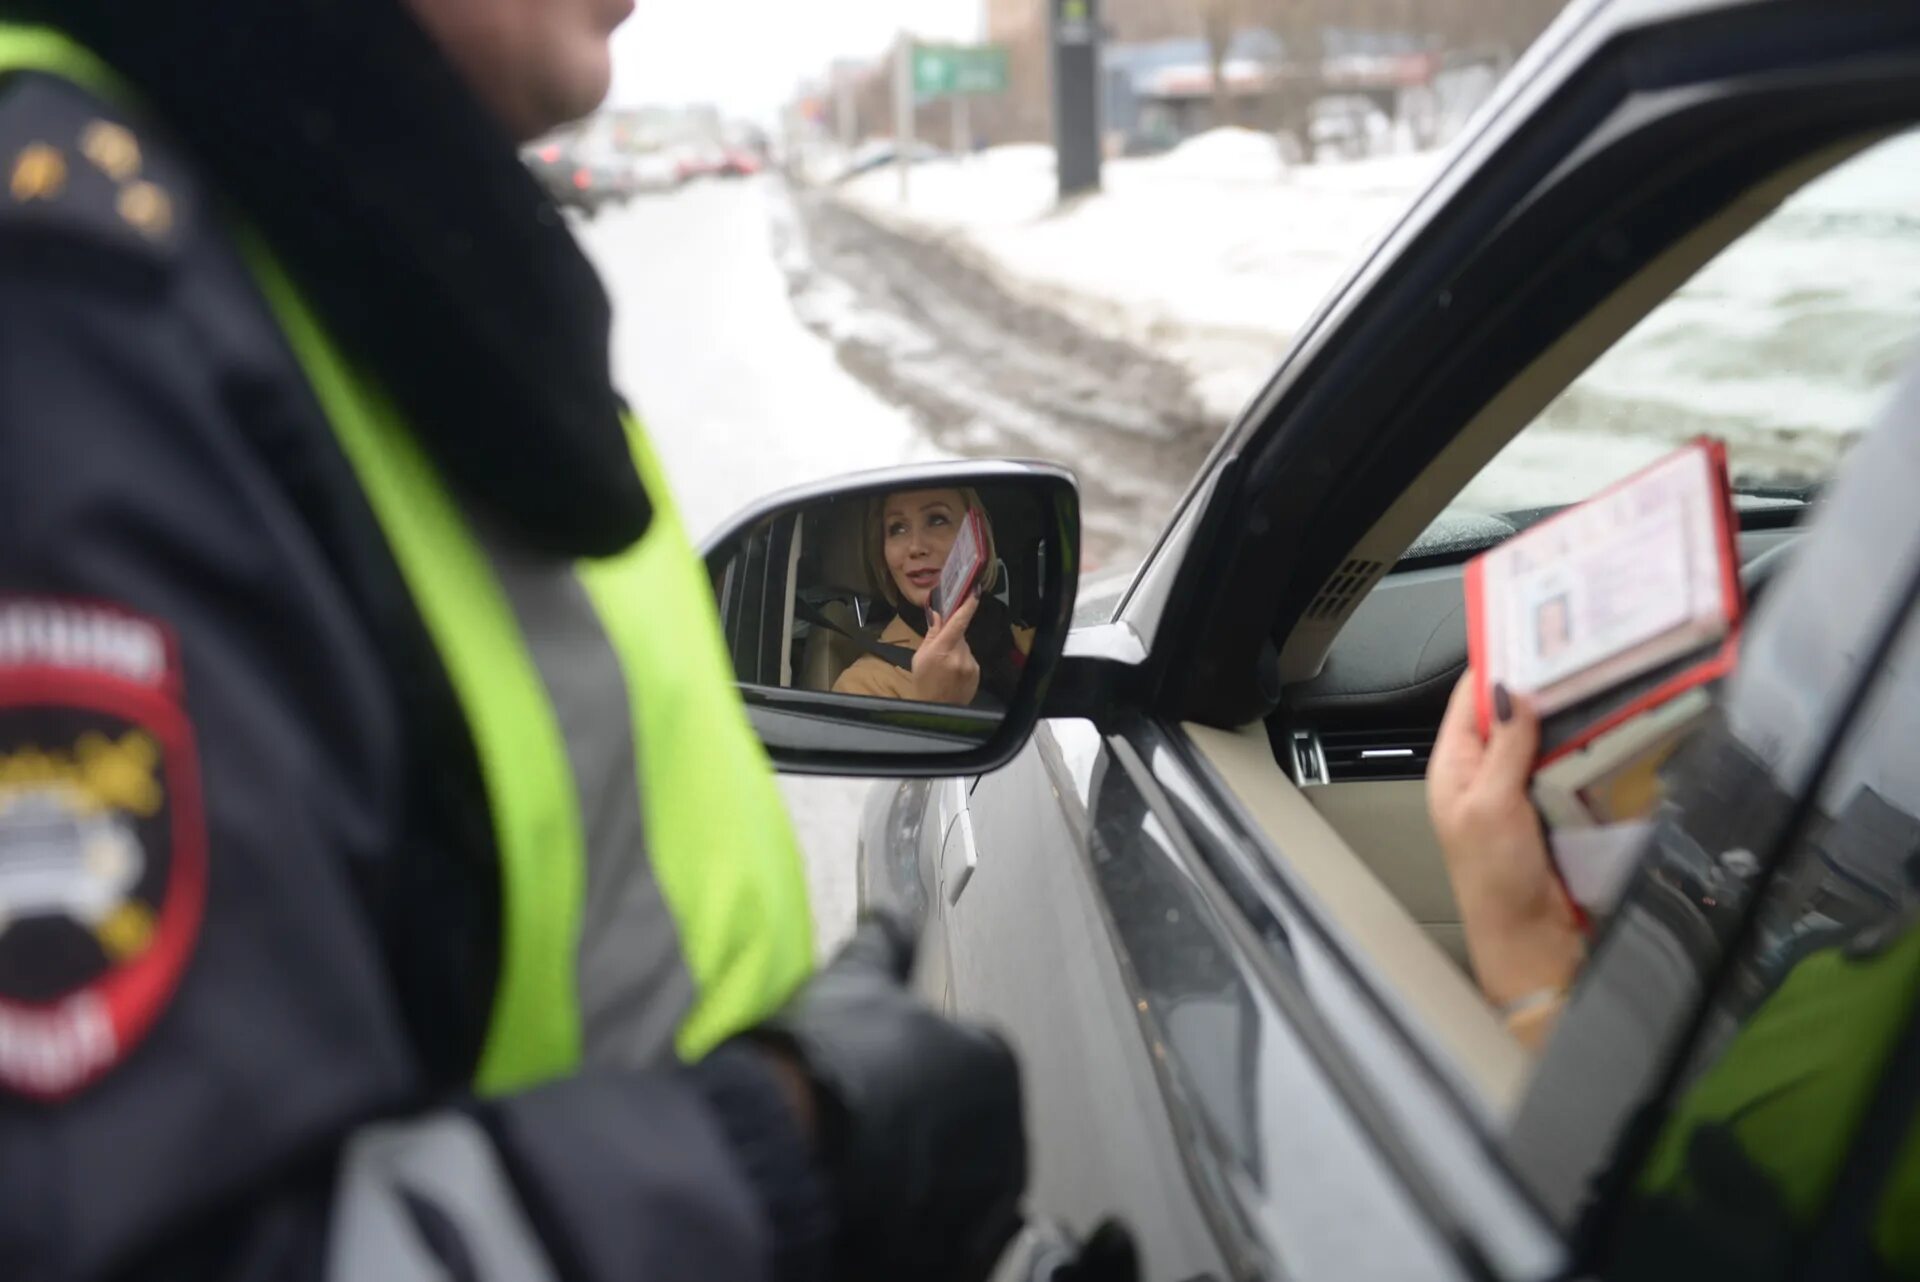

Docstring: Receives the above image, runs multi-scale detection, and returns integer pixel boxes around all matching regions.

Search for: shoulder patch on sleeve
[0,73,191,266]
[0,598,206,1099]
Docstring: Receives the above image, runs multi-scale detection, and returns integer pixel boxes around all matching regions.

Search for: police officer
[0,1,1024,1279]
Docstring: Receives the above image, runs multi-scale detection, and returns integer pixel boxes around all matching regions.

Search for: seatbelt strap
[791,597,917,671]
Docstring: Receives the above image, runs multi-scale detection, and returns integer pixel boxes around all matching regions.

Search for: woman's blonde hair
[862,486,996,609]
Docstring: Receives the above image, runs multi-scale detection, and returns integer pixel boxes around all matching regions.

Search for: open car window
[1280,124,1920,1247]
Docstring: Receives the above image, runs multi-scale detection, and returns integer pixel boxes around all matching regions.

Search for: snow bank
[839,146,1438,420]
[1154,127,1290,184]
[975,143,1056,172]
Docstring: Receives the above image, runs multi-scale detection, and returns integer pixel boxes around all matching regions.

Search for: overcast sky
[612,0,984,120]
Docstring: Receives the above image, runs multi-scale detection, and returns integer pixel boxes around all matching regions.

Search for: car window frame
[713,517,787,685]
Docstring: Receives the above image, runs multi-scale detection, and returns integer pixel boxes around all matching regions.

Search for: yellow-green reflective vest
[0,24,814,1095]
[1638,925,1920,1270]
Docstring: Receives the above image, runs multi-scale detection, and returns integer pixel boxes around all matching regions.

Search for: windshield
[1453,128,1920,520]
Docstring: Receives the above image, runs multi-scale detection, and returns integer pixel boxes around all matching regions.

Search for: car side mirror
[702,462,1080,776]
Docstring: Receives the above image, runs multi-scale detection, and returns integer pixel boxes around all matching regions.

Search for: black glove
[765,911,1027,1282]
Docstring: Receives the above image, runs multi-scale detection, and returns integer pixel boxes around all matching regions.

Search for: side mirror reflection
[703,463,1080,776]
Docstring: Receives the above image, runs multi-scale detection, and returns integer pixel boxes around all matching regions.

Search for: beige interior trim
[1184,721,1530,1113]
[1304,780,1468,969]
[1278,134,1887,681]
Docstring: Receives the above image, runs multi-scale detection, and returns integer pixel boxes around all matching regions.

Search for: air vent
[1316,728,1436,783]
[1306,558,1387,620]
[1288,728,1328,786]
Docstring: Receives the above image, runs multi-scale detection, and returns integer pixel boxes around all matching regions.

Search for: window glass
[1505,373,1920,1277]
[1600,594,1920,1278]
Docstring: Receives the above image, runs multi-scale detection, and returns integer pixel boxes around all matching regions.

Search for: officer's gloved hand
[766,911,1026,1282]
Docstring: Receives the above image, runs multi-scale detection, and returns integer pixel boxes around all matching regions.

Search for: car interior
[780,491,1051,696]
[790,496,885,694]
[1180,129,1916,1112]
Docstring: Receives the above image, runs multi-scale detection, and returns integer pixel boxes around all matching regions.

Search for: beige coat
[832,615,1035,702]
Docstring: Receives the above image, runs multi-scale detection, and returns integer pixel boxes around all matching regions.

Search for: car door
[932,3,1920,1279]
[949,724,1236,1282]
[955,713,1550,1281]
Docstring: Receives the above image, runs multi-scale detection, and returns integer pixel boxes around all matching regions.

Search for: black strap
[792,598,916,672]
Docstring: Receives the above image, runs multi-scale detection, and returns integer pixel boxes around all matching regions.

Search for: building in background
[977,0,1051,143]
[783,1,1567,160]
[973,0,1564,151]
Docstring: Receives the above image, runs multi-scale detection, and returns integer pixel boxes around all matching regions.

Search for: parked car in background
[628,150,682,194]
[1306,94,1394,161]
[521,139,574,200]
[522,140,626,217]
[670,142,730,184]
[720,146,765,178]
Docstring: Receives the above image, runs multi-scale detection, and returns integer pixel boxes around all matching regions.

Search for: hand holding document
[1463,440,1745,912]
[1469,441,1741,730]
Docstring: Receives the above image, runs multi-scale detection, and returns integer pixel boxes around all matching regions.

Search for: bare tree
[1245,0,1323,153]
[1200,0,1238,128]
[1199,0,1324,141]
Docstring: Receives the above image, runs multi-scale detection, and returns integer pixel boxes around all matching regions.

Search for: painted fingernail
[1494,684,1513,724]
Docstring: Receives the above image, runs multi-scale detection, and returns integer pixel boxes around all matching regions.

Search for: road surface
[776,187,1218,569]
[577,177,935,958]
[575,173,1224,956]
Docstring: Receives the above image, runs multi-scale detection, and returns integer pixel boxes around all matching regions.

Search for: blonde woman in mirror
[832,488,1035,707]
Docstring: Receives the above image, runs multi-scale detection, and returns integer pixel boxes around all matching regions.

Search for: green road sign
[912,44,1010,101]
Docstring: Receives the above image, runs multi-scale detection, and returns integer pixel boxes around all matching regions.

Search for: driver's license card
[932,507,989,618]
[1473,441,1734,720]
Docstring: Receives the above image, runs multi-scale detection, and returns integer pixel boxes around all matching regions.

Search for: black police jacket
[0,31,826,1282]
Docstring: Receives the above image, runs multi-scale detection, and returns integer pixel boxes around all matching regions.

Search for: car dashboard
[1281,508,1810,781]
[1265,507,1810,971]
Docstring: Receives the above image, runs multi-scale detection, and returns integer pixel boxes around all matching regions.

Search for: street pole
[894,36,914,205]
[1050,0,1103,200]
[953,92,971,159]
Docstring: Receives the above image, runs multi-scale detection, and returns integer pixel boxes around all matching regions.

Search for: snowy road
[573,173,1228,956]
[777,188,1217,569]
[577,177,937,957]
